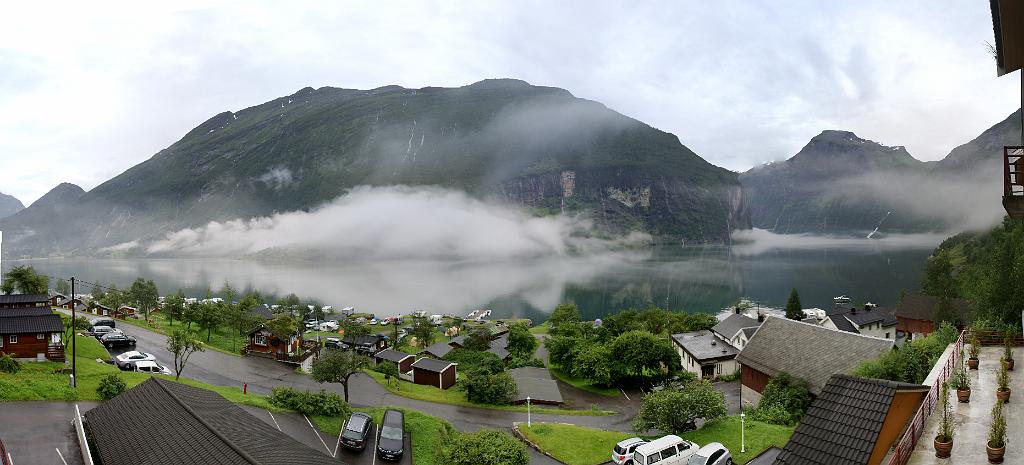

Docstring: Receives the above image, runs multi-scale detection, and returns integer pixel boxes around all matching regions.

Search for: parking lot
[0,402,97,465]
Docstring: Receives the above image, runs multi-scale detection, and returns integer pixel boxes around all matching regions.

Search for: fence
[885,330,965,465]
[74,403,95,465]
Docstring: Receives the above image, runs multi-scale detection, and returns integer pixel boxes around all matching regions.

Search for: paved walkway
[0,402,98,465]
[907,347,1024,465]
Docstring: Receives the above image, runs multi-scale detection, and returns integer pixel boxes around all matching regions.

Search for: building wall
[675,342,738,379]
[867,390,927,465]
[821,318,839,331]
[440,366,456,389]
[897,317,934,340]
[857,323,896,340]
[0,302,49,309]
[741,364,771,407]
[413,368,440,387]
[0,332,54,359]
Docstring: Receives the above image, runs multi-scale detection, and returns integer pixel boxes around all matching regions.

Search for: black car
[99,332,137,348]
[339,412,373,451]
[376,409,404,461]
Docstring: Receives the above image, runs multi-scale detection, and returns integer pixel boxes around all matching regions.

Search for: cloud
[731,228,946,256]
[257,167,293,190]
[146,185,649,260]
[97,240,140,253]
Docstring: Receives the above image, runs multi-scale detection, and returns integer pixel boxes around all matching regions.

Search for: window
[9,335,17,344]
[0,337,3,347]
[708,450,724,463]
[886,332,891,339]
[254,334,268,346]
[37,333,45,340]
[677,442,691,453]
[659,446,676,460]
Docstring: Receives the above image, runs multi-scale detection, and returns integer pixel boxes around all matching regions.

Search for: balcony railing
[1003,146,1024,219]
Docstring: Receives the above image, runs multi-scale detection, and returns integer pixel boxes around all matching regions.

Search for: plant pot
[997,388,1011,403]
[987,441,1005,464]
[934,436,953,458]
[957,388,971,403]
[969,358,980,369]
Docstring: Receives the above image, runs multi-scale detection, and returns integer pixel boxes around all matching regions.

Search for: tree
[546,335,585,373]
[183,301,201,330]
[506,323,538,357]
[375,360,400,387]
[60,313,90,343]
[101,284,125,311]
[571,343,614,386]
[922,253,959,325]
[163,290,186,327]
[439,430,528,465]
[310,349,370,402]
[90,282,104,301]
[127,278,159,322]
[785,288,803,320]
[749,372,813,425]
[235,292,264,336]
[464,326,492,351]
[1,265,49,295]
[340,317,370,339]
[221,281,237,307]
[632,380,727,433]
[55,278,70,295]
[277,293,302,315]
[97,374,127,400]
[410,316,436,347]
[195,302,225,342]
[461,371,517,404]
[167,329,205,381]
[547,303,581,334]
[266,314,298,341]
[609,330,679,385]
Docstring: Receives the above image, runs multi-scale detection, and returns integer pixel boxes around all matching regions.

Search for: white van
[631,435,698,465]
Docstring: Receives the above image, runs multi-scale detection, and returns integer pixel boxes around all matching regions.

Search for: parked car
[339,412,373,451]
[376,409,405,461]
[1,437,10,465]
[631,435,698,465]
[369,318,379,325]
[132,360,172,375]
[686,443,731,465]
[99,332,137,348]
[612,437,648,465]
[89,317,116,329]
[324,337,348,349]
[89,325,119,338]
[319,321,339,331]
[115,351,156,369]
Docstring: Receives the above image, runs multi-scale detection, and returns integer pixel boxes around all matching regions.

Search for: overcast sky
[2,0,1020,205]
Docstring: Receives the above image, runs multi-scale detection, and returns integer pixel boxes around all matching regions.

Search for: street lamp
[740,412,746,453]
[526,396,532,427]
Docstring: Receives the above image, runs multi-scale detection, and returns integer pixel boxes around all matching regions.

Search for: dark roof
[0,307,55,317]
[0,314,63,334]
[507,366,553,380]
[713,313,760,340]
[741,327,759,339]
[86,378,339,465]
[249,306,273,320]
[374,348,414,364]
[0,294,50,305]
[420,341,454,358]
[827,315,860,334]
[343,334,386,346]
[748,447,783,465]
[487,334,511,359]
[774,374,928,465]
[736,317,894,394]
[894,293,973,323]
[508,367,562,403]
[411,356,455,373]
[56,297,84,306]
[828,306,897,328]
[671,330,739,362]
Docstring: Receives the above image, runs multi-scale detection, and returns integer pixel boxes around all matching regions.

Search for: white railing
[73,404,94,465]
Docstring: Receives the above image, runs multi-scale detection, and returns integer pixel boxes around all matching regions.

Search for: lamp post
[527,396,532,427]
[740,412,746,453]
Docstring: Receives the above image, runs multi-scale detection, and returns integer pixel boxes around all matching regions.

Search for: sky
[1,0,1021,205]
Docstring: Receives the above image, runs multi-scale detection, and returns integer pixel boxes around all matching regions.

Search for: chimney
[851,306,857,314]
[864,304,871,312]
[757,312,765,322]
[735,306,741,315]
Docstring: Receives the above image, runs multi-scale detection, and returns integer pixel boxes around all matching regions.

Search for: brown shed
[374,348,415,373]
[411,357,457,390]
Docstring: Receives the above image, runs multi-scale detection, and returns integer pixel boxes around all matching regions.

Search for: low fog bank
[145,185,650,261]
[731,228,947,256]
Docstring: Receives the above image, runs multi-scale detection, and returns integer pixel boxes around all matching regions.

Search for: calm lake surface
[2,233,942,323]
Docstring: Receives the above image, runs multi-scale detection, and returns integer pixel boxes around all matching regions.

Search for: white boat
[833,295,851,304]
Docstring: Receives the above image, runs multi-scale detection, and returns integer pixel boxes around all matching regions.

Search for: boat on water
[833,295,851,304]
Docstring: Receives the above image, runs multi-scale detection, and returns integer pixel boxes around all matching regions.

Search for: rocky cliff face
[0,79,748,257]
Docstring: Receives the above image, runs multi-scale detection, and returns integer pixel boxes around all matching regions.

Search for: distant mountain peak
[31,183,85,208]
[0,191,24,220]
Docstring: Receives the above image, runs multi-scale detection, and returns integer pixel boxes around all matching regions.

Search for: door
[701,364,715,378]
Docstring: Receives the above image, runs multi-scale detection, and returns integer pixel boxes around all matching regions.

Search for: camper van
[630,435,698,465]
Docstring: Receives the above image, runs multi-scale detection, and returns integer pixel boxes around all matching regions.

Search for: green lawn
[515,416,794,465]
[548,365,620,397]
[0,333,275,410]
[528,322,549,334]
[118,313,246,357]
[519,423,630,465]
[362,369,613,416]
[312,406,453,465]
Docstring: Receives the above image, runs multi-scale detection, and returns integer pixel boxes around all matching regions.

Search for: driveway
[0,401,98,465]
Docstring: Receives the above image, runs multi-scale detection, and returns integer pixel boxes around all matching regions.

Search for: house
[115,305,137,319]
[894,293,973,340]
[374,348,415,373]
[343,334,388,355]
[411,357,457,389]
[420,341,455,359]
[0,294,51,309]
[0,313,65,361]
[49,293,65,306]
[436,332,511,360]
[712,313,761,350]
[90,303,112,316]
[672,330,739,379]
[822,304,898,340]
[85,378,337,465]
[249,305,274,321]
[508,366,564,405]
[735,316,893,406]
[773,374,929,465]
[245,325,314,363]
[55,297,85,310]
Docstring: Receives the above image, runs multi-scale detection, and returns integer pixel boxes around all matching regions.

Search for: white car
[132,361,173,376]
[631,435,698,465]
[686,443,732,465]
[319,321,339,331]
[612,437,648,464]
[115,351,156,369]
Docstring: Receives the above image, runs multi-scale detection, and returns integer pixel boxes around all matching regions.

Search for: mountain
[0,79,748,258]
[0,192,24,219]
[741,109,1022,235]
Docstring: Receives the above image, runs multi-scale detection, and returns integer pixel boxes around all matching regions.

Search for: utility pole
[71,276,76,387]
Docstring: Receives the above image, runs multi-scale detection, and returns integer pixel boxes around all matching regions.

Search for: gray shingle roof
[735,317,894,394]
[248,306,273,320]
[507,367,552,380]
[508,367,562,404]
[420,341,454,358]
[374,348,414,364]
[828,306,897,328]
[671,330,739,362]
[0,294,50,305]
[774,374,928,465]
[741,327,759,339]
[713,313,760,340]
[412,356,455,373]
[86,378,340,465]
[0,314,63,334]
[0,307,56,317]
[894,293,973,323]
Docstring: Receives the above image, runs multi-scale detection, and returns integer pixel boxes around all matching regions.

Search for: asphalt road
[0,401,98,465]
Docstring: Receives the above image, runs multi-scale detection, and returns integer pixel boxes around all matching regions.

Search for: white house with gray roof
[670,313,762,379]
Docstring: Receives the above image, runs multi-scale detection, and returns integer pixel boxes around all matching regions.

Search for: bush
[439,430,528,465]
[853,322,960,384]
[444,348,503,374]
[97,374,127,400]
[506,356,545,369]
[268,387,350,416]
[750,372,812,425]
[632,380,726,433]
[461,371,518,405]
[0,353,20,374]
[748,402,793,425]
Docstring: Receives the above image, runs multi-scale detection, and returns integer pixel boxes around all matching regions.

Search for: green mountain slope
[0,79,748,258]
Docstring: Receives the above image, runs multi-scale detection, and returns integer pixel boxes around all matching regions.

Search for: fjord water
[4,235,938,322]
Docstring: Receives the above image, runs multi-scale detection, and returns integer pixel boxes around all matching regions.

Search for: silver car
[687,442,732,465]
[612,437,648,465]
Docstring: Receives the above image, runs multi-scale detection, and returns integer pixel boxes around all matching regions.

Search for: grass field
[117,313,245,357]
[548,365,620,397]
[528,322,549,334]
[516,416,795,465]
[312,406,454,465]
[362,369,613,416]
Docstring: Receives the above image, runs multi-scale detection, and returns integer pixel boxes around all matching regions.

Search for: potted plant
[1001,335,1014,371]
[996,362,1011,403]
[987,402,1006,463]
[969,333,981,369]
[934,381,954,458]
[953,359,971,403]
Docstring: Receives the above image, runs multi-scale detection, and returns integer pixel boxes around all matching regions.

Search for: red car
[1,438,11,465]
